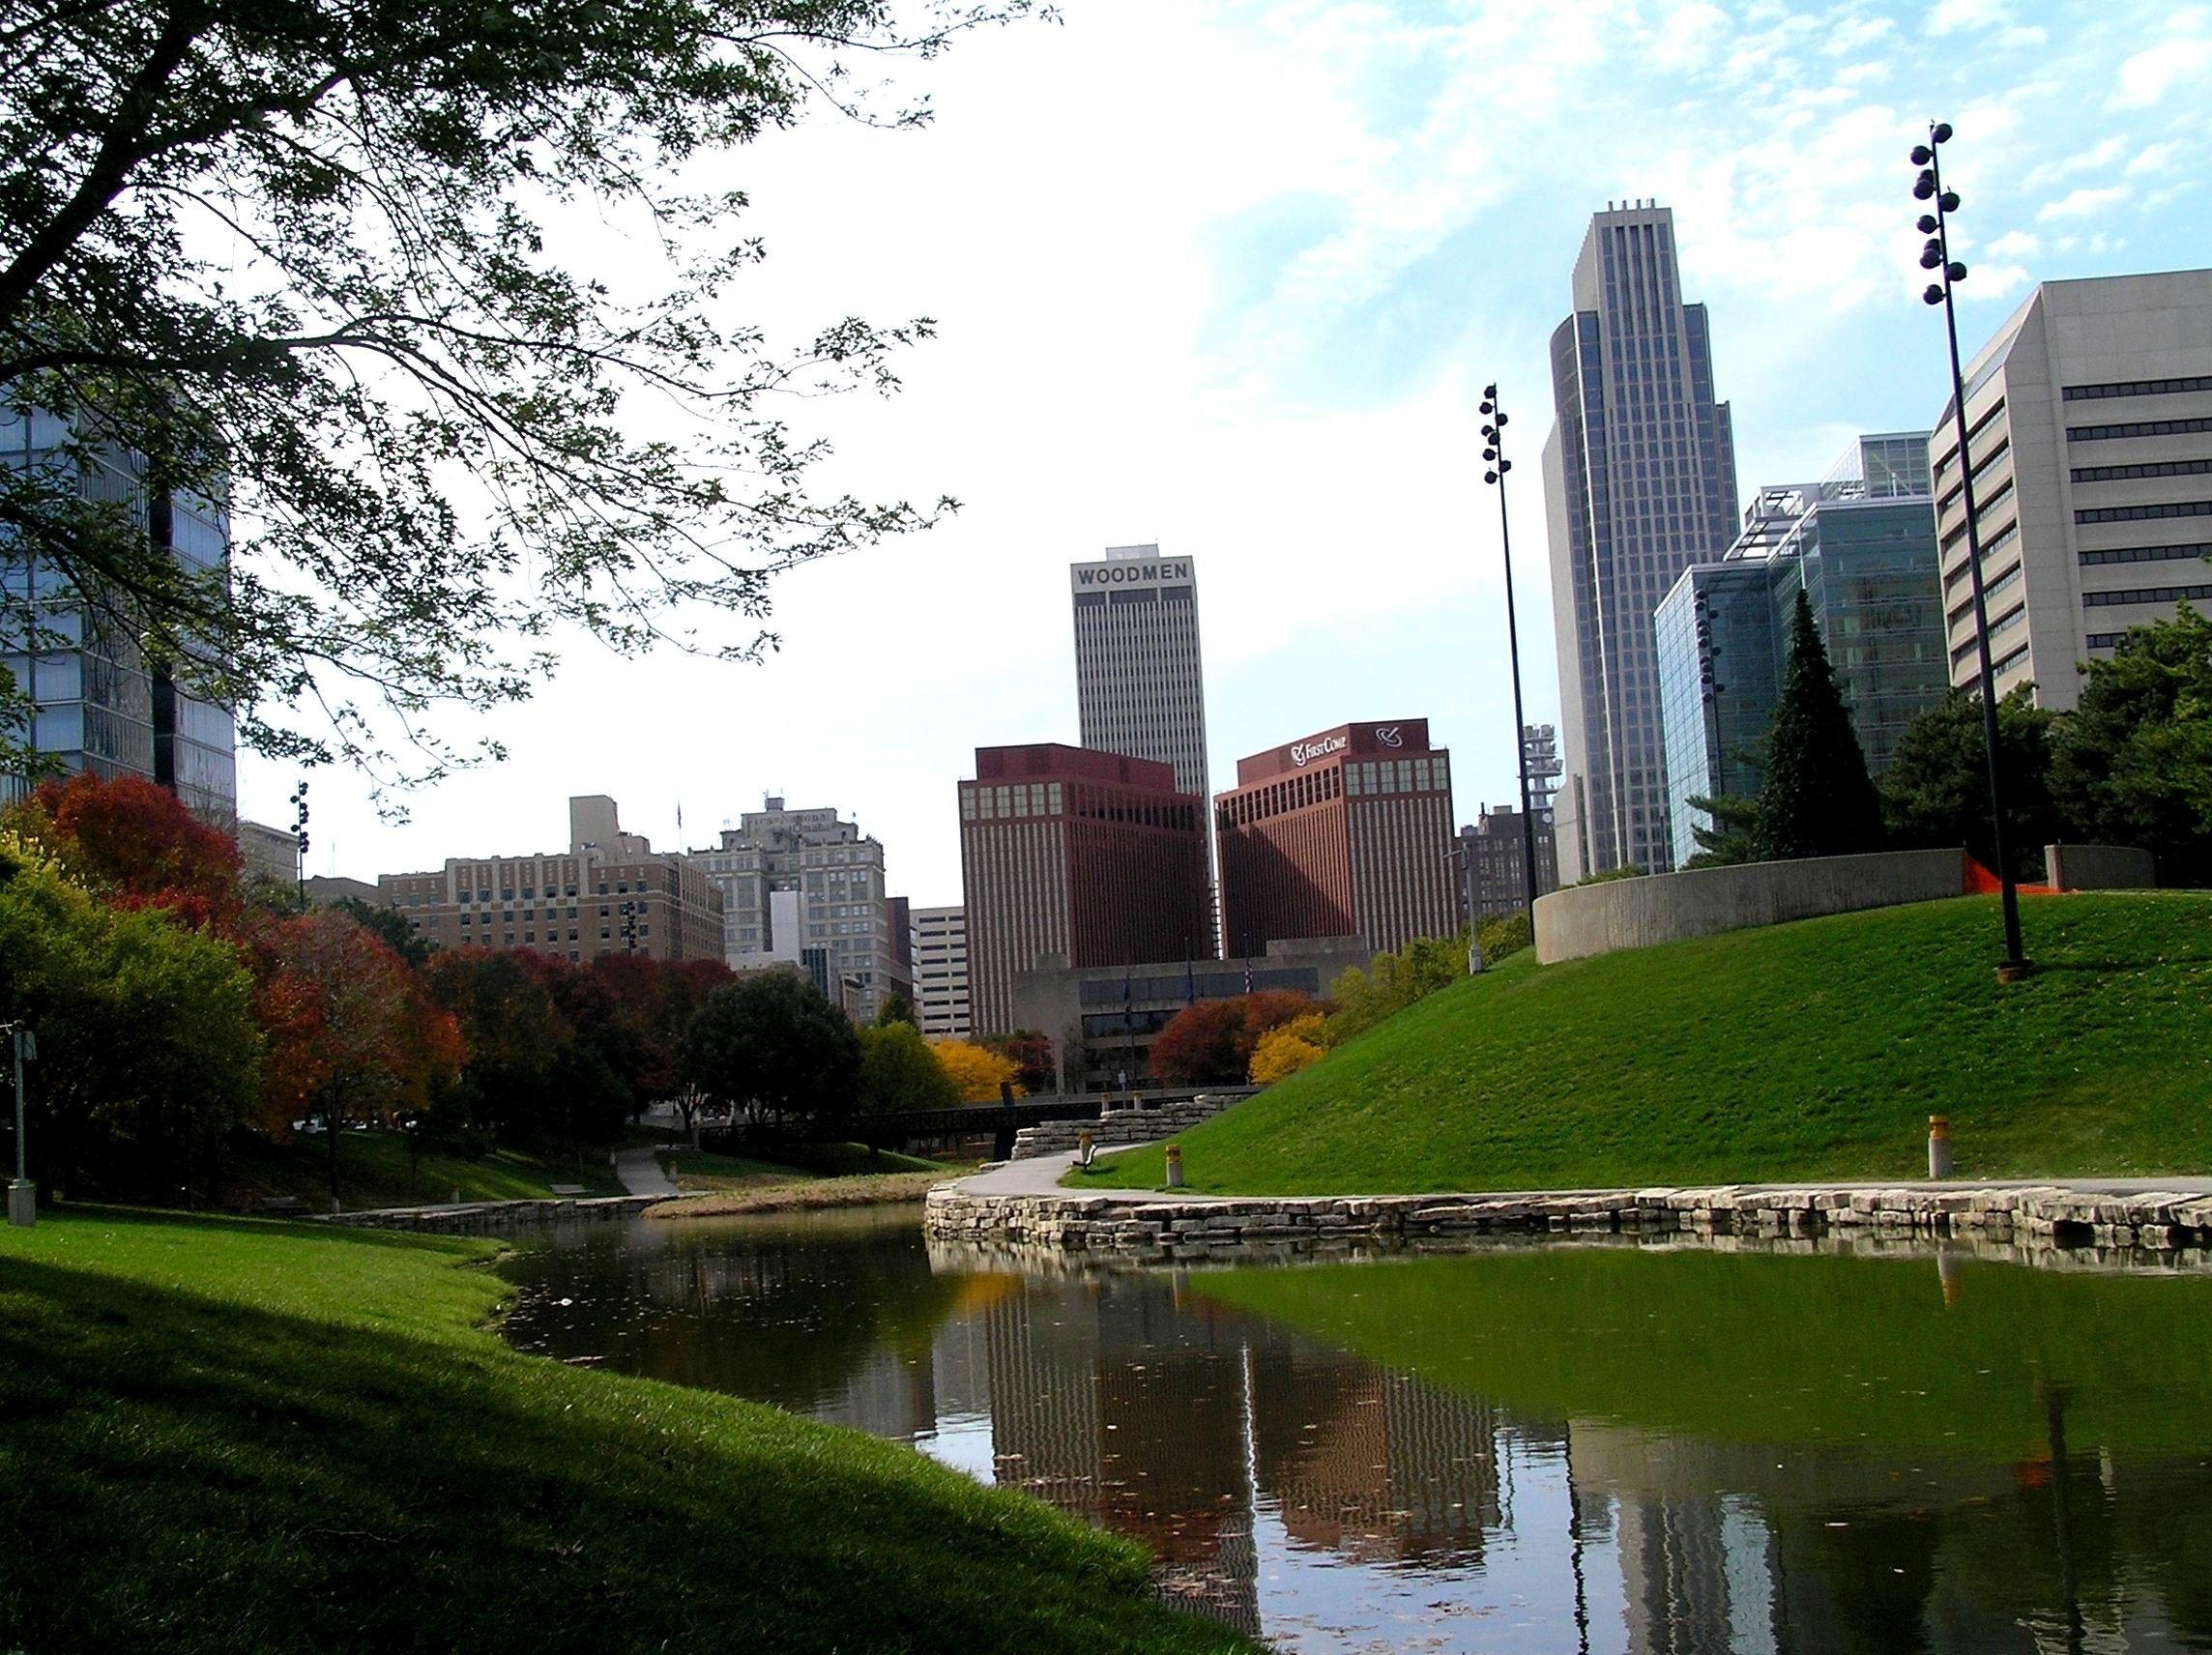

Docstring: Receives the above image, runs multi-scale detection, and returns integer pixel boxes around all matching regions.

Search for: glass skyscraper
[1543,203,1741,878]
[1656,434,1948,859]
[1,405,237,818]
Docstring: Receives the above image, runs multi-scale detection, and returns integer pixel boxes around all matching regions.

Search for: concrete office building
[237,819,301,887]
[1013,937,1373,1089]
[1932,270,2212,711]
[1070,545,1210,807]
[958,743,1210,1036]
[1543,202,1741,880]
[1655,434,1949,858]
[1458,805,1559,923]
[688,798,911,1024]
[911,905,972,1037]
[1215,720,1459,960]
[2,406,238,819]
[380,795,723,963]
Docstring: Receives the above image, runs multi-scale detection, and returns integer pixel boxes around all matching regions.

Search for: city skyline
[222,0,2212,907]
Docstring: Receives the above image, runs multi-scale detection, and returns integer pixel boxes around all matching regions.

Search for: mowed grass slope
[1080,893,2212,1195]
[0,1210,1252,1655]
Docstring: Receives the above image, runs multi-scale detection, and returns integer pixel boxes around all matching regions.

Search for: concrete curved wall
[1533,848,1969,964]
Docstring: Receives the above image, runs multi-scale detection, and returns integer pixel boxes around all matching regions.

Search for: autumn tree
[1150,991,1320,1087]
[0,0,1032,782]
[859,1023,959,1115]
[979,1030,1057,1094]
[0,834,260,1202]
[1248,1014,1326,1086]
[11,772,241,924]
[929,1038,1021,1105]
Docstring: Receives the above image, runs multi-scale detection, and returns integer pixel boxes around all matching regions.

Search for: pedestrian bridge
[702,1087,1258,1162]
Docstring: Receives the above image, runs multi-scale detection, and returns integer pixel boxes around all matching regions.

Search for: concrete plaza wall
[2046,843,2157,891]
[1534,848,1969,964]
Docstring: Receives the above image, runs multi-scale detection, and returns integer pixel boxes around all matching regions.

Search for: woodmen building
[958,743,1210,1035]
[1216,721,1458,960]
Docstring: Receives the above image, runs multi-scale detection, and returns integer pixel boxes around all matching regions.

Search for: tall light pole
[1480,385,1542,923]
[289,779,309,908]
[7,1021,35,1228]
[1913,121,2030,980]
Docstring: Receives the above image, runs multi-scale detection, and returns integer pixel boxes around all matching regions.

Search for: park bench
[548,1183,587,1197]
[257,1196,306,1215]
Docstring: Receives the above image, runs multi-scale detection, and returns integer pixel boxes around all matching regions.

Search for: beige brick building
[378,795,723,964]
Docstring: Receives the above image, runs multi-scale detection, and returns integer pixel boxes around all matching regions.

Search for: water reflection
[499,1212,2212,1652]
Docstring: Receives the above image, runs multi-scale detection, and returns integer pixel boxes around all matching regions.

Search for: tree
[2048,605,2212,886]
[1883,686,2061,882]
[0,0,1032,783]
[336,895,432,968]
[1756,591,1884,860]
[11,772,241,924]
[1683,793,1763,868]
[680,971,860,1123]
[0,833,260,1202]
[1150,991,1320,1087]
[928,1038,1020,1105]
[874,989,918,1031]
[1248,1014,1326,1085]
[979,1030,1057,1094]
[858,1023,958,1115]
[423,949,564,1142]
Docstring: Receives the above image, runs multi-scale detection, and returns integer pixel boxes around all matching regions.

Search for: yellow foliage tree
[1247,1014,1326,1085]
[929,1037,1023,1103]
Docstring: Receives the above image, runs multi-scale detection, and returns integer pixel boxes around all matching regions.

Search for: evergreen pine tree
[1755,590,1884,859]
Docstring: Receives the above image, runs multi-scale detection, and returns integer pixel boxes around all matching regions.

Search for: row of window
[2081,539,2212,566]
[2077,499,2212,525]
[2070,456,2212,484]
[1943,520,2021,591]
[2067,416,2212,444]
[2082,582,2212,608]
[1946,563,2023,629]
[2063,375,2212,402]
[1932,396,2008,479]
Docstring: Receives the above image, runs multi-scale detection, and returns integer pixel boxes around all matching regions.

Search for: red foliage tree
[21,773,242,926]
[1148,991,1321,1087]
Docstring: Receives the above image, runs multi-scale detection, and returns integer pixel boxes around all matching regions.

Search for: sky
[238,0,2212,908]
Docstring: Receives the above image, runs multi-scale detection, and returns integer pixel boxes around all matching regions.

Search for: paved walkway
[951,1150,2212,1205]
[613,1147,679,1198]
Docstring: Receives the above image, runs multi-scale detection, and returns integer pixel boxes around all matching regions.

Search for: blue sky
[242,0,2212,906]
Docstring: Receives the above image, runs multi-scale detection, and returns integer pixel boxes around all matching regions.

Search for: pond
[499,1207,2212,1653]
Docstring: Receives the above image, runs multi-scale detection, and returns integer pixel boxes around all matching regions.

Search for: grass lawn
[0,1208,1252,1655]
[221,1130,626,1210]
[662,1143,954,1192]
[1073,892,2212,1196]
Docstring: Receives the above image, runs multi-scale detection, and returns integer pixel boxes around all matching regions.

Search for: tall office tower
[958,743,1209,1035]
[909,905,972,1037]
[1214,720,1458,959]
[1,406,238,819]
[1931,270,2212,711]
[1458,806,1559,922]
[1520,724,1562,824]
[1655,433,1948,858]
[688,797,912,1023]
[1543,201,1741,879]
[1070,545,1210,805]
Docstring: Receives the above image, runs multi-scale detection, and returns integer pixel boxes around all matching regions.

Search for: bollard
[8,1178,34,1229]
[1164,1144,1184,1189]
[1928,1115,1953,1179]
[1936,1244,1964,1309]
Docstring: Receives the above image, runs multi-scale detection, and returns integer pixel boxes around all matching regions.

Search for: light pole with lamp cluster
[6,1020,36,1227]
[1479,385,1543,925]
[1911,120,2030,981]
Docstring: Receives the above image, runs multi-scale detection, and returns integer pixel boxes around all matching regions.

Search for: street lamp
[6,1021,36,1228]
[1479,384,1542,924]
[1912,121,2030,980]
[289,779,309,907]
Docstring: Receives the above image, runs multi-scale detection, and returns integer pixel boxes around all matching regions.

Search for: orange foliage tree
[1149,990,1320,1087]
[929,1038,1021,1104]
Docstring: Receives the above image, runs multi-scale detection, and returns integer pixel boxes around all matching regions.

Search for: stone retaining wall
[323,1193,662,1234]
[1011,1095,1239,1160]
[924,1181,2212,1262]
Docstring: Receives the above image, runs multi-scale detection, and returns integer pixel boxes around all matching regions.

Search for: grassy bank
[661,1143,951,1192]
[223,1130,626,1210]
[647,1171,950,1218]
[0,1209,1251,1654]
[1076,892,2212,1196]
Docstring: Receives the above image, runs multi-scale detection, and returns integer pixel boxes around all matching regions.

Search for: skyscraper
[1070,545,1209,803]
[1543,202,1740,879]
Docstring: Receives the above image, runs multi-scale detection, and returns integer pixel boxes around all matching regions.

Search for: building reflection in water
[500,1216,2212,1654]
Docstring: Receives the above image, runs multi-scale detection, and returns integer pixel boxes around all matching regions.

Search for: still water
[500,1207,2212,1653]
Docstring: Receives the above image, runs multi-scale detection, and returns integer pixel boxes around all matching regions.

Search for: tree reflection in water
[503,1214,2212,1653]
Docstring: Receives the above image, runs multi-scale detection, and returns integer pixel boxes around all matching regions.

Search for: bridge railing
[698,1086,1261,1158]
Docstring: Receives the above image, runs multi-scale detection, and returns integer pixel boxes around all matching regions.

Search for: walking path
[614,1147,679,1199]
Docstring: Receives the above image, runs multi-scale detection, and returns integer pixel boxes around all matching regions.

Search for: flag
[1184,957,1196,1005]
[1242,958,1252,996]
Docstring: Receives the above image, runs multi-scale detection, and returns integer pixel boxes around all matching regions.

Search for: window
[2063,374,2212,401]
[2067,416,2212,443]
[2080,539,2212,566]
[2083,582,2212,607]
[2077,500,2212,525]
[2071,457,2212,483]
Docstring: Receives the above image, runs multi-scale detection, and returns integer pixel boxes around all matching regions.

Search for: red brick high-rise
[1216,720,1459,960]
[959,743,1210,1035]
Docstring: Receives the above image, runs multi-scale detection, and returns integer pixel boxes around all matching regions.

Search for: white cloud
[1927,0,2010,34]
[2111,31,2212,105]
[2128,140,2183,174]
[2038,185,2131,220]
[1983,229,2042,259]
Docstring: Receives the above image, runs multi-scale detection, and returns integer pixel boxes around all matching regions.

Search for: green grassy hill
[1075,892,2212,1196]
[0,1209,1251,1654]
